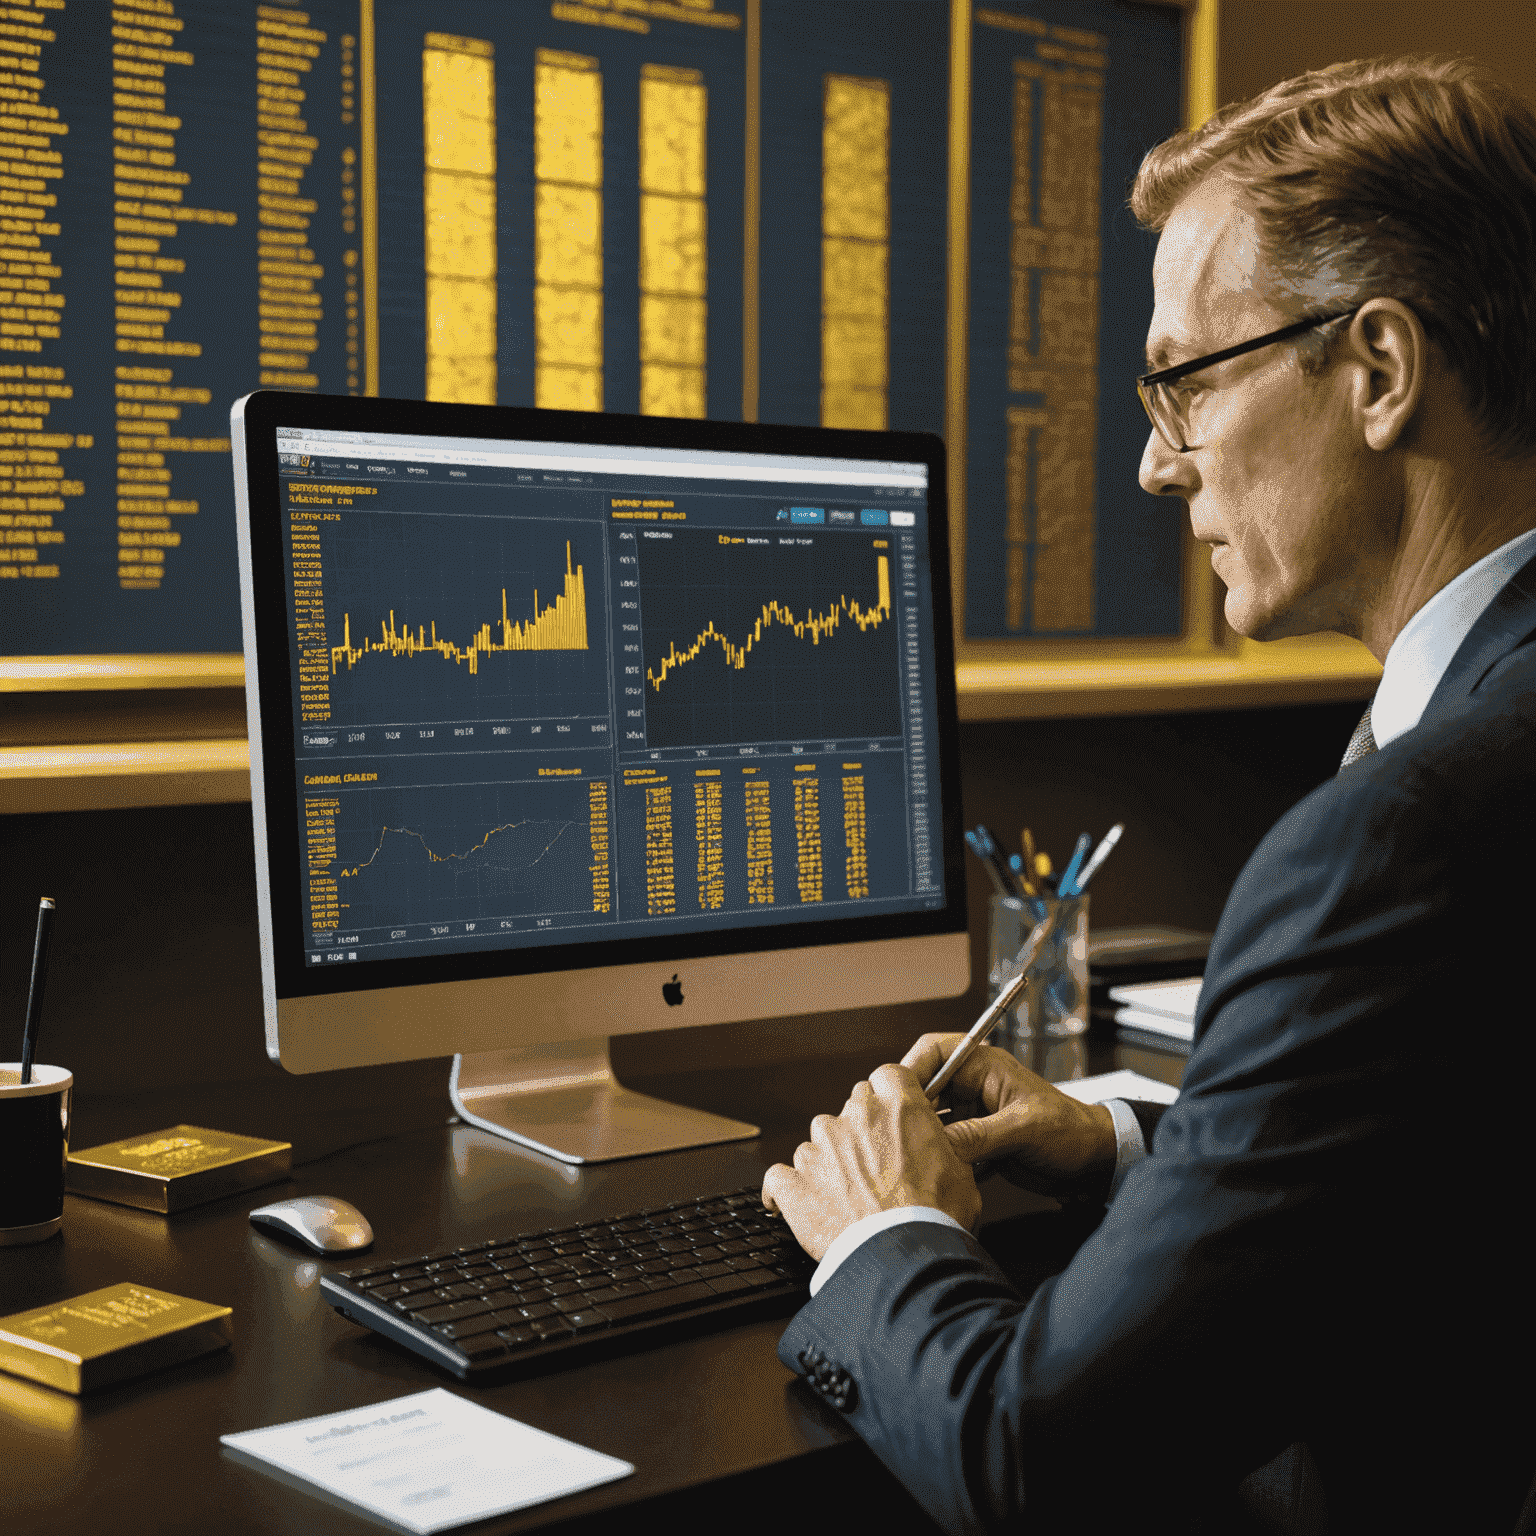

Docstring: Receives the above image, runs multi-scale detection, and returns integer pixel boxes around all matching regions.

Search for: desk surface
[0,1038,1184,1535]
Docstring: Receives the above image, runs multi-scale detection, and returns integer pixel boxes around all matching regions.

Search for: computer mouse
[248,1195,374,1254]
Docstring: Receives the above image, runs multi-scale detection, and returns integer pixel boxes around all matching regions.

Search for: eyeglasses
[1136,307,1360,452]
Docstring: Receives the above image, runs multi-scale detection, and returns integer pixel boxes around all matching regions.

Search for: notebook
[1107,977,1202,1042]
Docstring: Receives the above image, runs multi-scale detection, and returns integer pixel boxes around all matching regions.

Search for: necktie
[1338,702,1377,771]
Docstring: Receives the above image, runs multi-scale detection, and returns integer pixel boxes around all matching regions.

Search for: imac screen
[238,398,962,1007]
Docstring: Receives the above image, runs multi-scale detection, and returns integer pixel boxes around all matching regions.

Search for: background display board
[2,0,1184,663]
[963,1,1183,638]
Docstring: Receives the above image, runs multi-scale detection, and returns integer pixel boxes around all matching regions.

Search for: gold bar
[0,1283,233,1394]
[67,1124,292,1213]
[423,34,497,405]
[536,50,603,412]
[821,74,890,430]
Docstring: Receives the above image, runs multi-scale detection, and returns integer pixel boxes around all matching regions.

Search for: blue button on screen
[859,509,889,526]
[789,507,825,524]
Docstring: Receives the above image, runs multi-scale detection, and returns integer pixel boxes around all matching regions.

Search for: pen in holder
[988,893,1090,1041]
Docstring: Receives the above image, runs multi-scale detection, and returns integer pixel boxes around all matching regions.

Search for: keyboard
[320,1185,817,1379]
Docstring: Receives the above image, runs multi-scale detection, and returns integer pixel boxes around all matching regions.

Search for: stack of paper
[1054,1069,1179,1106]
[1107,977,1202,1043]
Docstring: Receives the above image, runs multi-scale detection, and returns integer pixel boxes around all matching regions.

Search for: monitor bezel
[234,389,967,1013]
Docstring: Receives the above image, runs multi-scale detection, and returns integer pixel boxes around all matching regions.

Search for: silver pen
[924,823,1124,1101]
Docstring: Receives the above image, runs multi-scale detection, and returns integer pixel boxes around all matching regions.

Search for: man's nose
[1139,427,1193,498]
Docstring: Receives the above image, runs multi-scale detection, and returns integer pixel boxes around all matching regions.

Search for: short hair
[1130,56,1536,458]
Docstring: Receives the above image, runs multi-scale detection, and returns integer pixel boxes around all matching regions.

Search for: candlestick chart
[636,532,901,748]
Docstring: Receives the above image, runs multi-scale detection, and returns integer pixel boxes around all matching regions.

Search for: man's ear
[1343,298,1429,453]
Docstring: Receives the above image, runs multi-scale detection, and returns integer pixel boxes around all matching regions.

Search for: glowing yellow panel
[535,54,602,188]
[423,50,495,175]
[822,237,886,320]
[538,365,602,413]
[426,348,497,406]
[822,76,888,241]
[640,294,705,366]
[822,74,889,431]
[535,286,602,368]
[536,51,603,413]
[427,275,496,356]
[535,183,603,289]
[638,63,706,419]
[424,173,497,280]
[641,363,706,419]
[821,315,886,388]
[821,385,885,431]
[640,193,706,297]
[639,71,705,197]
[423,36,496,405]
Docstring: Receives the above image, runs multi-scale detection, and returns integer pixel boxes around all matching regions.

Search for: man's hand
[762,1063,983,1261]
[901,1033,1118,1203]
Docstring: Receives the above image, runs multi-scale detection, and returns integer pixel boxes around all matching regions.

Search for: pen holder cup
[0,1065,72,1246]
[988,895,1089,1041]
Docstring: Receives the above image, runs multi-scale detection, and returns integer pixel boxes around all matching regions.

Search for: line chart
[337,817,578,878]
[646,555,891,689]
[636,533,902,748]
[307,776,604,934]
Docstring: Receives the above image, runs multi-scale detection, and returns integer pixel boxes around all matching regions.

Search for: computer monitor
[232,392,968,1163]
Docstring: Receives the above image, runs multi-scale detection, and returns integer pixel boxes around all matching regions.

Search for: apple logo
[662,974,684,1006]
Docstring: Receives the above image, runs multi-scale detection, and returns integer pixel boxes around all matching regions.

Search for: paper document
[1054,1069,1179,1106]
[220,1387,633,1534]
[1107,977,1202,1020]
[1112,1007,1196,1042]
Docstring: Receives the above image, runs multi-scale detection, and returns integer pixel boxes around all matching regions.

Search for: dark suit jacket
[779,558,1536,1533]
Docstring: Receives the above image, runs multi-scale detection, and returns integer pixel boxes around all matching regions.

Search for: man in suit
[763,56,1536,1533]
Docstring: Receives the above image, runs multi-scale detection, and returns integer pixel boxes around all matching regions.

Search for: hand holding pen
[932,825,1124,1103]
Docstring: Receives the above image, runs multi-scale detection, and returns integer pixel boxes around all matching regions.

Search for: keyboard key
[526,1314,575,1337]
[337,1263,395,1282]
[434,1315,508,1341]
[495,1325,541,1348]
[705,1272,753,1295]
[561,1310,609,1332]
[578,1286,623,1307]
[691,1262,733,1280]
[395,1293,449,1315]
[594,1281,719,1325]
[513,1302,557,1321]
[417,1298,494,1326]
[455,1333,512,1363]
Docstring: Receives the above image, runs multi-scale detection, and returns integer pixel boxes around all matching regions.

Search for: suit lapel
[1416,549,1536,731]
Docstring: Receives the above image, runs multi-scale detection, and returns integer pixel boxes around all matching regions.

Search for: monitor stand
[449,1037,761,1165]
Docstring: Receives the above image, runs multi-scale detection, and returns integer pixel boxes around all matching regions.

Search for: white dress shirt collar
[1370,526,1536,749]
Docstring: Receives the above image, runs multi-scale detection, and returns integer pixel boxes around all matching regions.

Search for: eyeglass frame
[1136,306,1362,452]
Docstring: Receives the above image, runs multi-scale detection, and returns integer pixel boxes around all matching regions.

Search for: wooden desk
[0,1039,1185,1535]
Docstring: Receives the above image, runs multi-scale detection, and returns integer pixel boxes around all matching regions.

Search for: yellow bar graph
[639,63,708,418]
[330,543,589,676]
[422,34,497,405]
[536,50,604,412]
[821,74,890,430]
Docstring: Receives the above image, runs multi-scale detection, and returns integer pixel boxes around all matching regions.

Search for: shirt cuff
[1104,1097,1147,1200]
[808,1206,968,1297]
